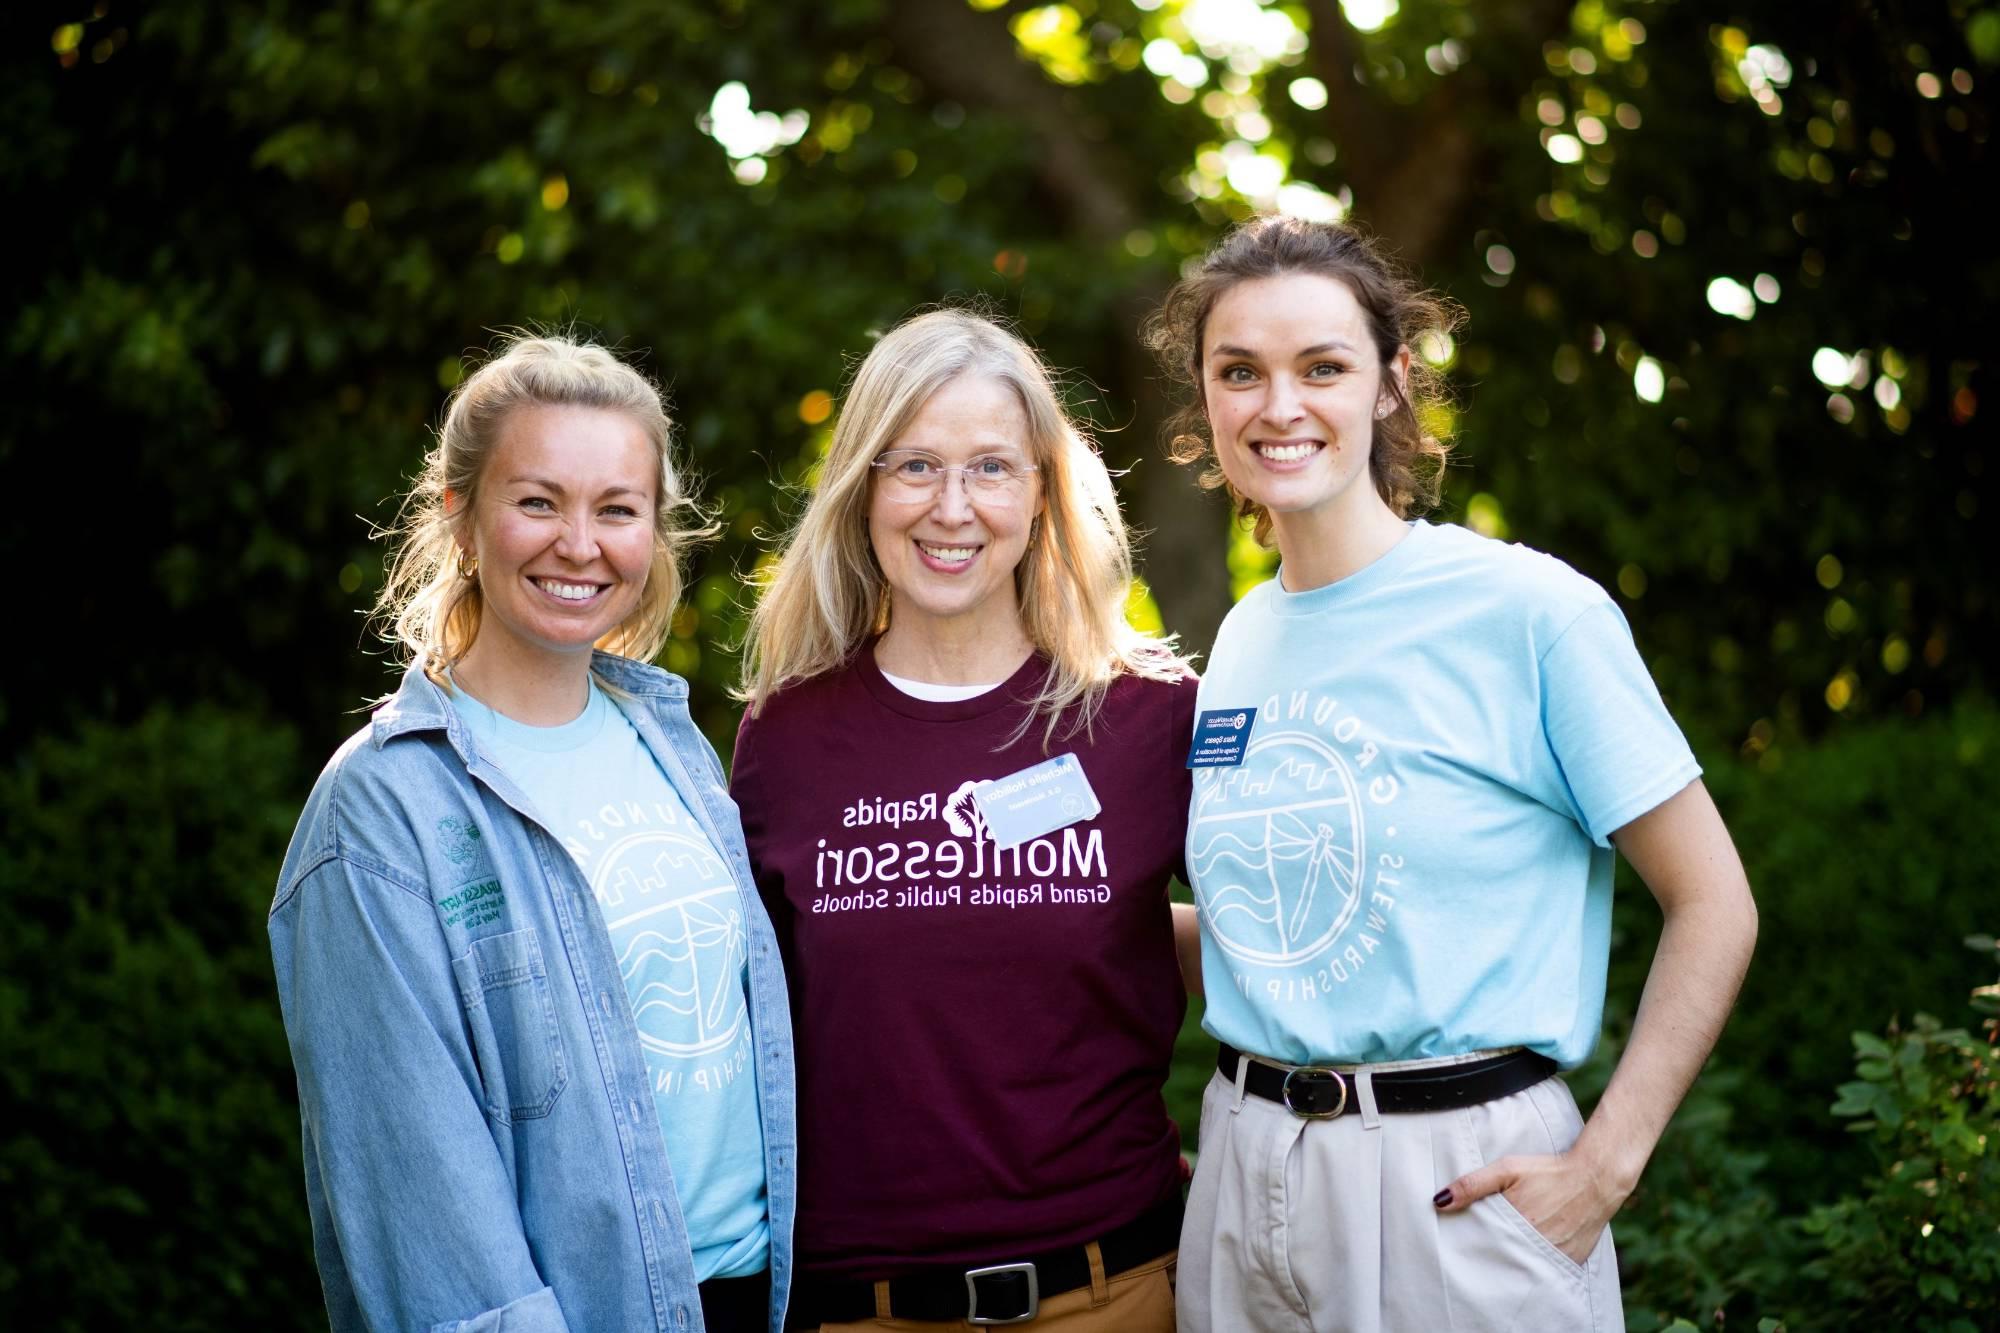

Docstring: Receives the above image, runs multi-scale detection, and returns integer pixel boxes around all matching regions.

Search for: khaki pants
[812,1246,1176,1332]
[1178,1067,1623,1333]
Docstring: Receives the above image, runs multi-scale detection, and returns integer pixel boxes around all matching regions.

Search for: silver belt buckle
[964,1261,1039,1325]
[1281,1064,1349,1119]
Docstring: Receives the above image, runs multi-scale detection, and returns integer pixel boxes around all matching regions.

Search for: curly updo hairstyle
[1144,215,1461,543]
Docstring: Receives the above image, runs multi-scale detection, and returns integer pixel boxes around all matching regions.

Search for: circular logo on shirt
[1188,728,1366,966]
[594,831,749,1058]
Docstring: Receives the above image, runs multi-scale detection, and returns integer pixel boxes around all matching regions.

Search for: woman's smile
[529,576,611,603]
[1249,437,1328,467]
[914,539,982,571]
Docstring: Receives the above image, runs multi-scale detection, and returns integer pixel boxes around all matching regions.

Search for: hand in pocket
[1433,1148,1619,1266]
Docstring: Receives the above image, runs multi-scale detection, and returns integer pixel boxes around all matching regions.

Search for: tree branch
[881,0,1142,243]
[1302,0,1405,190]
[1303,0,1573,265]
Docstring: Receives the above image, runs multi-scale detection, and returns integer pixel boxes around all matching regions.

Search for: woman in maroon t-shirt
[733,310,1200,1332]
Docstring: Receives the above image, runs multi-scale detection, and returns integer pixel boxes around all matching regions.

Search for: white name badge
[972,753,1102,850]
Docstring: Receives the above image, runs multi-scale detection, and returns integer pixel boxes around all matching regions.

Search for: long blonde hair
[740,310,1185,740]
[373,333,714,679]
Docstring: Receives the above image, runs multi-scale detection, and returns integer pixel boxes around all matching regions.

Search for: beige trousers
[814,1247,1176,1332]
[1178,1067,1623,1333]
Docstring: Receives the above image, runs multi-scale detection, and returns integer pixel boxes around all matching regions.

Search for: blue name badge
[971,753,1102,851]
[1187,707,1257,768]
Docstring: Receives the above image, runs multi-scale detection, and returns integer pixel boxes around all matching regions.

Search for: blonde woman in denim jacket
[270,336,796,1333]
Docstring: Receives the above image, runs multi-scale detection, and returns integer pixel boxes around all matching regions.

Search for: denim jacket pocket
[452,927,568,1122]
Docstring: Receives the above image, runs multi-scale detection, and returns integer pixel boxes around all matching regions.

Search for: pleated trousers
[1177,1063,1623,1333]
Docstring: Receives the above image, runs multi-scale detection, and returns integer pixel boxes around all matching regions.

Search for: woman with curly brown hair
[1148,216,1757,1332]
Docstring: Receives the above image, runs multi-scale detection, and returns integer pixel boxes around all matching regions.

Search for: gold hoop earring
[456,547,479,580]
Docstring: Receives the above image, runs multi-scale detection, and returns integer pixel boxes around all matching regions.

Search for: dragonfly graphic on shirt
[1189,735,1368,966]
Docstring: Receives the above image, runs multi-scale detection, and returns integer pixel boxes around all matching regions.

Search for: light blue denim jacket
[269,654,795,1333]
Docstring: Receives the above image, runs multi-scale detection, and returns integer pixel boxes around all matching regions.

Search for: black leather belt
[1218,1043,1557,1118]
[785,1195,1182,1328]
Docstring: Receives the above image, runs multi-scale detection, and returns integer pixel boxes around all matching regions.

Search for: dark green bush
[1602,1058,1805,1332]
[1797,934,1999,1331]
[1591,705,1997,1325]
[1603,702,1999,1197]
[0,707,313,1330]
[1631,934,1999,1332]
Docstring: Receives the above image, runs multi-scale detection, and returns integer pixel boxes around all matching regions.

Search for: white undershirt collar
[877,669,1005,703]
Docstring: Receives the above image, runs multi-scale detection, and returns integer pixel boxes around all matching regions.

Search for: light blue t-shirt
[1188,521,1701,1069]
[452,680,769,1281]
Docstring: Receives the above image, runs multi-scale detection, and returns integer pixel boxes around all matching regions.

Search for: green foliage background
[2,0,1994,1327]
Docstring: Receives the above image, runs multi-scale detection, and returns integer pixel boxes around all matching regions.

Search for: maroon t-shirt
[731,647,1196,1278]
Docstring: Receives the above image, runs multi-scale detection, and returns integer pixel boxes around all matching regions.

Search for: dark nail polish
[1432,1189,1452,1208]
